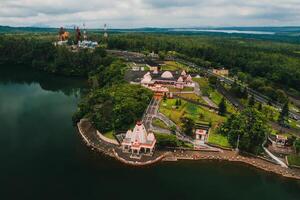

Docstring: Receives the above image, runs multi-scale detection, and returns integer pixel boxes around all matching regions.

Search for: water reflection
[0,65,87,97]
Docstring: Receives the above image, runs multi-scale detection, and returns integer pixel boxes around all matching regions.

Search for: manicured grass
[153,118,169,129]
[103,131,115,140]
[175,93,207,105]
[193,77,236,114]
[163,61,189,71]
[168,87,194,92]
[208,133,232,148]
[287,155,300,167]
[160,98,231,148]
[159,99,226,131]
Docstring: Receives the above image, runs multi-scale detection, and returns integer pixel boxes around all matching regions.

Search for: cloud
[0,0,299,28]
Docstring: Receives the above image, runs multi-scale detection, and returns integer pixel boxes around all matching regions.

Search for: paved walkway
[202,96,218,108]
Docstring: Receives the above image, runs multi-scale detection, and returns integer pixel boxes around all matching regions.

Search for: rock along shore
[77,119,300,180]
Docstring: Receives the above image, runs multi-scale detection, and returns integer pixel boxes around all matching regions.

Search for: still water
[0,66,299,200]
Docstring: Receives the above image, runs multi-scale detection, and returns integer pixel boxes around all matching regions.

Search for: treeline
[0,34,153,133]
[0,35,113,76]
[108,34,300,98]
[69,58,153,133]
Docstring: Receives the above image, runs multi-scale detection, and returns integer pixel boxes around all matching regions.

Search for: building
[78,40,98,49]
[141,70,194,90]
[213,68,229,76]
[275,135,288,147]
[121,122,156,158]
[195,129,208,142]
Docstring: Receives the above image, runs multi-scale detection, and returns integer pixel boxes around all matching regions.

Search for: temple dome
[161,71,173,79]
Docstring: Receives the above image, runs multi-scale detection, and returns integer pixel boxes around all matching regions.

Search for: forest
[0,35,112,76]
[107,34,300,99]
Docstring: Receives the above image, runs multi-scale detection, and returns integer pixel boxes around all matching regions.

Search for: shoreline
[77,119,300,180]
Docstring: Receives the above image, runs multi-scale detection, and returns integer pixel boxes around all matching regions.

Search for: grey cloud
[0,0,300,27]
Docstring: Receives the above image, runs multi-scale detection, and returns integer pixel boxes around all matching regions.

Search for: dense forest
[0,35,112,76]
[0,34,153,132]
[108,34,300,99]
[72,60,153,132]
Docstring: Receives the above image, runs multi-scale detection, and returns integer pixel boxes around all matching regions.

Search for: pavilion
[121,122,156,158]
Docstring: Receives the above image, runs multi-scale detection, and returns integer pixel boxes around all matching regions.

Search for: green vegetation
[218,108,270,154]
[181,117,195,136]
[162,61,189,71]
[0,35,113,76]
[103,131,116,140]
[108,34,300,100]
[159,99,226,135]
[154,133,184,148]
[218,98,227,116]
[294,139,300,154]
[73,84,152,132]
[193,77,236,114]
[208,133,231,148]
[152,118,169,129]
[278,101,289,127]
[287,155,300,167]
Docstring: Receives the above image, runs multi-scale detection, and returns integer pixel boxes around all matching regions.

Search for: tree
[218,98,227,116]
[218,108,269,154]
[175,99,179,108]
[181,117,194,136]
[163,93,167,101]
[257,103,263,111]
[170,125,177,135]
[248,95,255,107]
[294,139,300,155]
[178,99,182,106]
[208,76,218,86]
[278,101,289,127]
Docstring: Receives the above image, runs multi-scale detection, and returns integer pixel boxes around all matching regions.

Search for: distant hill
[0,26,58,33]
[1,25,300,44]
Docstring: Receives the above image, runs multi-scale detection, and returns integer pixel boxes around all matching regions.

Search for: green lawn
[208,133,232,148]
[153,118,169,129]
[162,61,189,71]
[175,93,207,105]
[287,155,300,167]
[159,99,226,132]
[168,86,194,92]
[193,77,236,114]
[103,131,115,140]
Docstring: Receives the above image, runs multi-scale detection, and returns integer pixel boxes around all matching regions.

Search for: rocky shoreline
[77,119,300,180]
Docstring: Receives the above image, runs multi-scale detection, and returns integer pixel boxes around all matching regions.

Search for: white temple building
[140,70,194,90]
[121,122,156,158]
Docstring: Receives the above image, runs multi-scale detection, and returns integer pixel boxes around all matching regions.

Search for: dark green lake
[0,66,300,200]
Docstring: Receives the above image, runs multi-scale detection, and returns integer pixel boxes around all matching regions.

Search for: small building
[121,122,156,158]
[275,135,288,147]
[213,68,229,76]
[195,129,208,142]
[78,40,98,49]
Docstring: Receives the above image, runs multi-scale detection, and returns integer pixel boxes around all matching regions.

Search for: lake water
[0,66,299,200]
[172,29,275,35]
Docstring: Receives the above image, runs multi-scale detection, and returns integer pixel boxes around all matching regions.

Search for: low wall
[206,142,233,151]
[113,149,167,166]
[96,131,119,145]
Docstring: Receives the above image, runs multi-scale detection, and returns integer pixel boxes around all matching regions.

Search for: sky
[0,0,300,28]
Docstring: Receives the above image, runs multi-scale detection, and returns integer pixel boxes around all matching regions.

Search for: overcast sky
[0,0,300,28]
